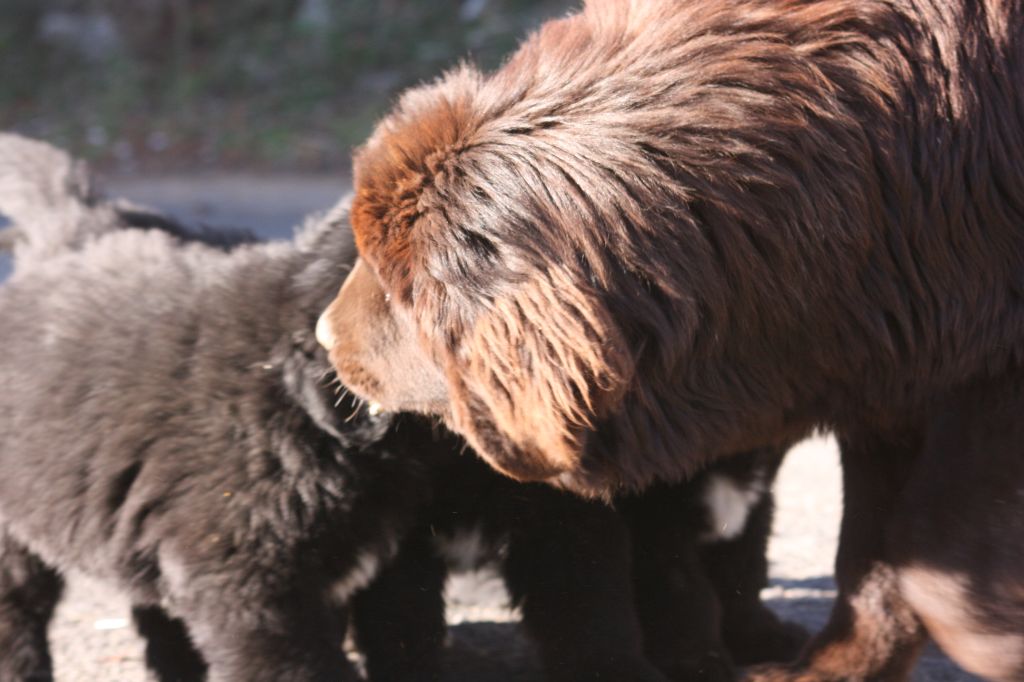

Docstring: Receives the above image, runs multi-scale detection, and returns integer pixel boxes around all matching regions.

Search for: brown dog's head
[320,0,884,492]
[319,244,634,484]
[317,19,672,488]
[317,39,651,484]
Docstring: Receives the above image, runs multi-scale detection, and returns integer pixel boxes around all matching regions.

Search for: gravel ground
[3,177,978,681]
[45,436,977,682]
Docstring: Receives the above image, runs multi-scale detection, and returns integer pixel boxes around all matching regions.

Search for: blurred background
[1,0,574,174]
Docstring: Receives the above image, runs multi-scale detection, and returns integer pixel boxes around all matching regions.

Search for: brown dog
[319,0,1024,679]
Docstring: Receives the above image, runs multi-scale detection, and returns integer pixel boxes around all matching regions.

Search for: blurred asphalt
[0,176,977,681]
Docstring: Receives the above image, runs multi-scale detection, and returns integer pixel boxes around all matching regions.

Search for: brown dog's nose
[315,310,336,351]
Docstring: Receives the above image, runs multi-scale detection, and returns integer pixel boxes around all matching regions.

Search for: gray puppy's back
[0,136,359,588]
[0,230,288,570]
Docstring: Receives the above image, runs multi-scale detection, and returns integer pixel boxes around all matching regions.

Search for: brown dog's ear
[446,265,633,482]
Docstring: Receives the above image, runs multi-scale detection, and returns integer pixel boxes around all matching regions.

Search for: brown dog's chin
[326,347,447,417]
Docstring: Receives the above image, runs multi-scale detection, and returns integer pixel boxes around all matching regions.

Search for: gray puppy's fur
[0,134,435,682]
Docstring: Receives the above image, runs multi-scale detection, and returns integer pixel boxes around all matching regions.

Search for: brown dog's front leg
[748,428,926,682]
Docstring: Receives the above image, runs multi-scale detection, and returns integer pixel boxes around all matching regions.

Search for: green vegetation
[0,0,574,172]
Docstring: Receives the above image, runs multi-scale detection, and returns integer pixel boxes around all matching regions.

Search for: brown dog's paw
[724,612,810,665]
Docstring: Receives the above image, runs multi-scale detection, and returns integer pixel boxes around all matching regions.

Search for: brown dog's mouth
[322,344,449,418]
[315,274,451,418]
[315,310,386,411]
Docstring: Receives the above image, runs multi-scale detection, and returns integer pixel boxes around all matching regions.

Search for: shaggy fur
[0,138,429,682]
[319,0,1024,679]
[269,335,807,681]
[0,135,803,682]
[358,449,808,682]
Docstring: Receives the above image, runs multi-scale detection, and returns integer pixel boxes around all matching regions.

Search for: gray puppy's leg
[0,530,63,682]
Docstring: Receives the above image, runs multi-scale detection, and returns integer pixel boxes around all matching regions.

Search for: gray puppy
[0,134,435,682]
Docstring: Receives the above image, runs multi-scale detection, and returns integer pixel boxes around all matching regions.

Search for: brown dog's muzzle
[317,259,449,415]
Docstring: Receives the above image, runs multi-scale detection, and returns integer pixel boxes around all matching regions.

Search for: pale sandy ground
[3,178,979,680]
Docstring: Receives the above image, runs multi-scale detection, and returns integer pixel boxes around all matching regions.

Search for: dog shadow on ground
[437,576,839,682]
[439,576,974,682]
[763,575,836,633]
[442,622,542,682]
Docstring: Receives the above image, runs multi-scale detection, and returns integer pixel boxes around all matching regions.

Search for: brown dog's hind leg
[888,375,1024,682]
[747,428,927,682]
